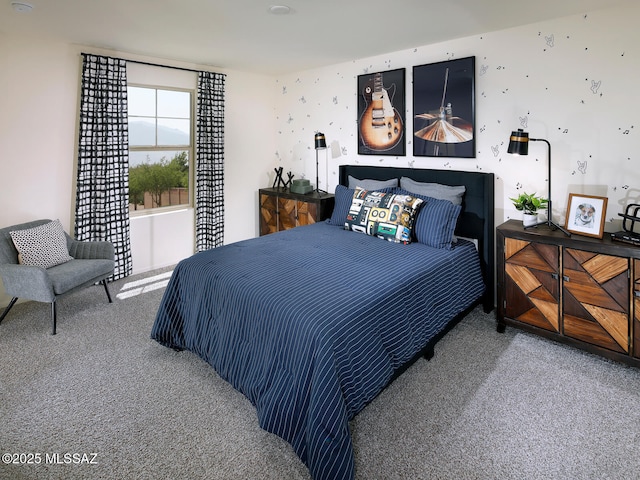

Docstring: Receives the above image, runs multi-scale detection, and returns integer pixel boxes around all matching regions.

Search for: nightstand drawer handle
[563,275,570,282]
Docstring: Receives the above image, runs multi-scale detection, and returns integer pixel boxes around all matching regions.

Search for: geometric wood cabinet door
[260,192,279,235]
[504,238,560,333]
[562,249,629,354]
[633,259,640,358]
[277,197,316,230]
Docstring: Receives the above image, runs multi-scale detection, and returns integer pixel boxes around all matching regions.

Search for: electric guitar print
[359,72,404,151]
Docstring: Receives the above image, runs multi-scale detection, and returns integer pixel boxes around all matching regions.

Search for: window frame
[127,83,196,216]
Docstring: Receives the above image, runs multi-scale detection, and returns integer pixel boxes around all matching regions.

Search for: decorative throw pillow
[394,188,462,249]
[400,177,466,206]
[345,188,423,244]
[347,175,398,191]
[10,220,73,269]
[327,184,396,226]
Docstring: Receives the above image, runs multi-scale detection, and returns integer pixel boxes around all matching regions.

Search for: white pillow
[10,220,73,269]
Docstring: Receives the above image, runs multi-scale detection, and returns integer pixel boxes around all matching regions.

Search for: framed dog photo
[565,193,608,238]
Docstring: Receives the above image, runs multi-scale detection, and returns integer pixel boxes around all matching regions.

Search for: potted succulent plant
[510,192,548,226]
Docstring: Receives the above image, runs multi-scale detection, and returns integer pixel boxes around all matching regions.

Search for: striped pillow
[394,188,461,249]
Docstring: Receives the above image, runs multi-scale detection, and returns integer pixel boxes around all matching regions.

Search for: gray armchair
[0,219,115,334]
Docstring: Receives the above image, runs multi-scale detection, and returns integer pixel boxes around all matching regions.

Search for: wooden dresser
[497,219,640,367]
[259,188,335,236]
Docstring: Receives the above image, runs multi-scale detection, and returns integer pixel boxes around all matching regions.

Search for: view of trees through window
[129,151,189,210]
[127,85,193,212]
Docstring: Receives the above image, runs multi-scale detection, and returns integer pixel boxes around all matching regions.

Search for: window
[127,85,193,213]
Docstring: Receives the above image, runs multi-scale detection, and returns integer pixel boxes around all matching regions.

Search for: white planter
[523,212,538,227]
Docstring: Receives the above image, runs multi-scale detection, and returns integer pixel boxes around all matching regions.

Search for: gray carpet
[2,267,640,480]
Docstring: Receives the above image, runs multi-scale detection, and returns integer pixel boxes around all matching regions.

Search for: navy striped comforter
[151,222,485,480]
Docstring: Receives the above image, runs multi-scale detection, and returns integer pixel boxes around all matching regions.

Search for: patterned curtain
[195,71,226,252]
[76,54,132,280]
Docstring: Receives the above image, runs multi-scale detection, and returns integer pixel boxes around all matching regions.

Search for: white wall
[0,33,274,306]
[0,34,78,227]
[273,4,640,230]
[224,69,277,242]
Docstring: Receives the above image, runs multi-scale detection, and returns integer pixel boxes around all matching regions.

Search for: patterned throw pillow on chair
[10,220,73,269]
[345,188,423,244]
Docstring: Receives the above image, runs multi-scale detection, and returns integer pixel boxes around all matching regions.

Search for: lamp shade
[314,132,327,150]
[508,129,529,155]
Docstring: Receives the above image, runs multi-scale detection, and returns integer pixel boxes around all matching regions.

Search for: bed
[151,165,495,480]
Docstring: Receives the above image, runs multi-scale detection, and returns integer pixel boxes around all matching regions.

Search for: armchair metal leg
[0,297,18,323]
[102,279,113,303]
[51,301,57,335]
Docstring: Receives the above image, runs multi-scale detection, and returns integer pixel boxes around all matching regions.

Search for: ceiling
[0,0,634,75]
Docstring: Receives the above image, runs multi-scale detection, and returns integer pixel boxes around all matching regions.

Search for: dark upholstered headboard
[339,165,495,312]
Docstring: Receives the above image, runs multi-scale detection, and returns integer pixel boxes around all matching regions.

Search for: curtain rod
[82,53,220,74]
[125,59,225,76]
[126,59,201,73]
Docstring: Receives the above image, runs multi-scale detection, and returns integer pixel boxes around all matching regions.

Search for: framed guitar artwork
[357,68,406,156]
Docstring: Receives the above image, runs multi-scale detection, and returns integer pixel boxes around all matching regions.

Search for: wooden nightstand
[259,188,335,236]
[497,219,640,367]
